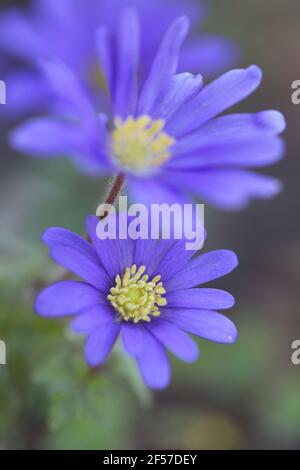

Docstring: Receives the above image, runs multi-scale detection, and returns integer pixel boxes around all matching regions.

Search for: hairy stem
[104,174,125,208]
[97,174,125,221]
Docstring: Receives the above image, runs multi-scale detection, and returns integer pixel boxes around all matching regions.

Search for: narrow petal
[42,227,111,289]
[34,0,76,25]
[138,16,190,115]
[113,7,140,117]
[86,215,135,279]
[151,72,203,123]
[167,288,235,310]
[128,179,204,278]
[170,137,284,169]
[10,119,84,158]
[4,71,51,117]
[136,330,171,389]
[165,250,238,292]
[171,111,286,168]
[179,35,240,77]
[0,9,42,59]
[50,246,110,292]
[179,111,287,144]
[71,304,115,333]
[96,26,114,98]
[84,322,120,367]
[42,227,96,255]
[173,169,282,210]
[135,238,178,279]
[128,177,187,207]
[148,319,199,362]
[155,239,198,283]
[35,281,105,317]
[121,323,148,357]
[39,59,96,125]
[166,65,263,137]
[162,308,238,344]
[133,239,161,277]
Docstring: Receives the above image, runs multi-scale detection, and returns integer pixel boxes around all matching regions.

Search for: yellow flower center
[111,115,174,172]
[107,264,167,323]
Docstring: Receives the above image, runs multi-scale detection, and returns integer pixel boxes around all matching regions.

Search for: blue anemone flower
[11,11,285,210]
[35,215,238,389]
[0,0,238,117]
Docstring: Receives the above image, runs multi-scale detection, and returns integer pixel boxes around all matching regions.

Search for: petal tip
[264,178,284,198]
[41,227,54,245]
[228,295,236,308]
[227,325,238,344]
[247,64,263,81]
[34,291,49,317]
[185,345,200,363]
[172,15,190,39]
[147,376,171,390]
[232,251,239,268]
[257,110,287,134]
[9,124,27,152]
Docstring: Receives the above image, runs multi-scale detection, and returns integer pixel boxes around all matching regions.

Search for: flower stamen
[111,115,174,173]
[107,264,167,323]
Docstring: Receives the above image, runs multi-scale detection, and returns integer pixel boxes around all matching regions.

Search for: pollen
[111,115,175,172]
[107,264,167,323]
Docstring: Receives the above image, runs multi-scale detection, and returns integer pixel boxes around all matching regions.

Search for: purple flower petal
[34,0,78,35]
[189,111,286,141]
[162,308,238,344]
[96,26,114,98]
[84,321,120,367]
[72,305,115,333]
[138,16,190,115]
[134,238,160,272]
[134,238,179,279]
[172,138,284,170]
[39,59,96,126]
[172,168,282,210]
[10,118,85,158]
[147,319,199,362]
[0,9,42,59]
[128,182,204,278]
[155,239,198,283]
[136,330,170,389]
[113,7,140,117]
[121,323,147,357]
[167,65,262,137]
[4,71,51,117]
[135,219,204,281]
[165,250,238,292]
[42,227,110,291]
[50,246,110,292]
[86,215,135,279]
[128,176,187,206]
[35,281,105,317]
[151,72,203,122]
[179,35,240,77]
[167,288,235,310]
[42,227,96,254]
[0,0,238,122]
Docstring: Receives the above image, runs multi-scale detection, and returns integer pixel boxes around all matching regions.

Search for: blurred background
[0,0,299,450]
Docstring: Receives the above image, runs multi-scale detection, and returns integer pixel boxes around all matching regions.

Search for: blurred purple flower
[11,11,286,210]
[0,0,238,117]
[35,215,238,389]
